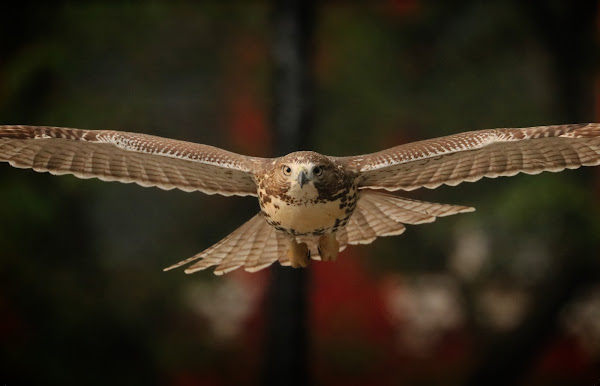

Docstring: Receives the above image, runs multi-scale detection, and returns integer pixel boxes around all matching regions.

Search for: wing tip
[460,206,476,213]
[244,262,275,272]
[184,266,208,274]
[214,263,246,275]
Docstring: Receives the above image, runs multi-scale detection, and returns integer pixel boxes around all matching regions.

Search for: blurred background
[1,1,600,385]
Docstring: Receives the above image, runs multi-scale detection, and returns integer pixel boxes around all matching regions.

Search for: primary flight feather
[1,123,599,275]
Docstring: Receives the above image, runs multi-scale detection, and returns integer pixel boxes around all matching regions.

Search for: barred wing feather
[342,123,600,192]
[164,213,290,275]
[337,191,474,247]
[0,125,260,196]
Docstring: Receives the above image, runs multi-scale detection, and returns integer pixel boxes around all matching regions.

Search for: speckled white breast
[264,197,344,235]
[260,184,356,236]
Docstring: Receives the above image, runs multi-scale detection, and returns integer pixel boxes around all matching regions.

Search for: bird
[1,123,599,275]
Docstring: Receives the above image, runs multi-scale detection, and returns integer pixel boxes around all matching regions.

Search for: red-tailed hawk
[1,123,599,274]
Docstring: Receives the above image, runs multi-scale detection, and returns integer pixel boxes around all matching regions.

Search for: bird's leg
[288,239,310,268]
[318,234,340,262]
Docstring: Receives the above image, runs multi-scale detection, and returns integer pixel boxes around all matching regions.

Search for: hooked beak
[298,170,309,188]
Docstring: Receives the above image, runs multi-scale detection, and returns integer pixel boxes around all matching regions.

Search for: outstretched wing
[339,123,600,191]
[336,191,474,246]
[164,212,290,275]
[0,125,263,196]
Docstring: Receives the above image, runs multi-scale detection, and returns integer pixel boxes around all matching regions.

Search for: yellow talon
[288,239,310,268]
[318,234,339,262]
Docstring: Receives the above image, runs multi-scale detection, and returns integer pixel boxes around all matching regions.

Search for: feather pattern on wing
[0,125,262,196]
[336,191,474,246]
[163,212,290,275]
[338,123,600,191]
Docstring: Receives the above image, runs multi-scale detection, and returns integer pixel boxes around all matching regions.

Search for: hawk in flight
[1,124,599,275]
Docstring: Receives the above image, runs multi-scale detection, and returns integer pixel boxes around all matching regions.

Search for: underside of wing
[163,193,473,274]
[0,125,262,196]
[336,191,474,246]
[164,212,290,275]
[340,123,600,191]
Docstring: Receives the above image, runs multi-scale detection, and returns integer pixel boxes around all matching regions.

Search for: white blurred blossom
[383,274,464,355]
[477,285,529,331]
[449,222,489,281]
[561,285,600,355]
[183,272,265,342]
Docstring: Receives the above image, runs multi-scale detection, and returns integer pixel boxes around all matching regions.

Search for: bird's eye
[282,165,292,176]
[313,166,323,176]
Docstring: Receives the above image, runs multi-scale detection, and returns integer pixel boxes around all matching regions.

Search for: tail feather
[163,213,289,275]
[338,191,474,246]
[213,213,265,274]
[163,192,474,275]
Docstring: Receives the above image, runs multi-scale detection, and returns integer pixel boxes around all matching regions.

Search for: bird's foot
[288,239,310,268]
[318,234,339,262]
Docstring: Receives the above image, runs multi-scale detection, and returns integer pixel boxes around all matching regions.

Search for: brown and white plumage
[344,123,600,191]
[336,191,474,247]
[0,125,258,196]
[1,123,600,274]
[164,213,290,276]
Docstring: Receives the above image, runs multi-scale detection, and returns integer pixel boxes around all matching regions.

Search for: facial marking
[256,151,360,236]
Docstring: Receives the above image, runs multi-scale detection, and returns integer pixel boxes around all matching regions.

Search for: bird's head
[272,151,345,201]
[278,152,330,188]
